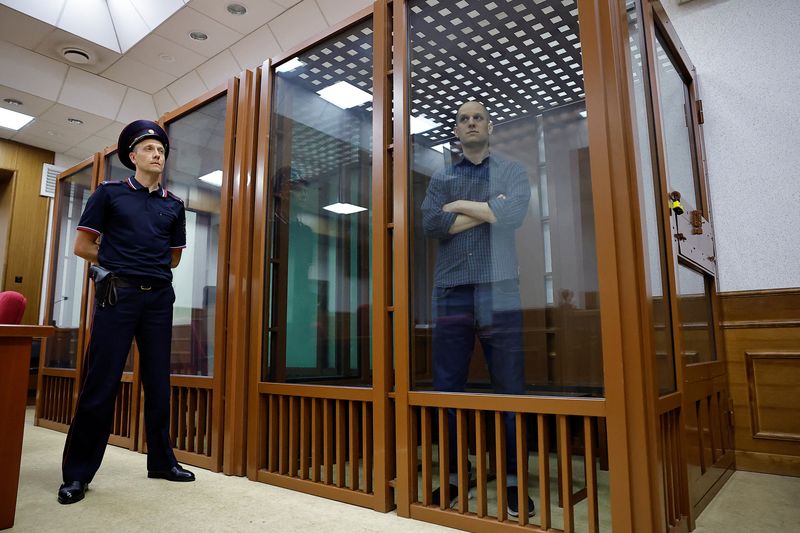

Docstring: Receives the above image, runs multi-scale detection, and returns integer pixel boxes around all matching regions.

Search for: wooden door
[645,5,734,520]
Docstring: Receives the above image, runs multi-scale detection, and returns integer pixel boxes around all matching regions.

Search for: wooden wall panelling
[0,139,54,324]
[721,288,800,477]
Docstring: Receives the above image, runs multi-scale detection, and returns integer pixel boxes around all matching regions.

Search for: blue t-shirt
[77,176,186,282]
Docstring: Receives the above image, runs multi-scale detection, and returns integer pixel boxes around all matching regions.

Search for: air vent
[40,164,64,198]
[62,47,91,64]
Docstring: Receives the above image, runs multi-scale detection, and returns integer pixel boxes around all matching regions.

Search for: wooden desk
[0,325,53,530]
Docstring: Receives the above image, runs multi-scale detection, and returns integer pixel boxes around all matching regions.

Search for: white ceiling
[0,0,371,162]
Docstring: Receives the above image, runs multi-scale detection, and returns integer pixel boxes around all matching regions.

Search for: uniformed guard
[58,120,195,505]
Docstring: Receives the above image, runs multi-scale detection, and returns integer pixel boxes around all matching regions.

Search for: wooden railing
[406,393,608,532]
[659,407,686,530]
[253,384,376,508]
[111,377,134,440]
[170,380,215,462]
[37,371,76,429]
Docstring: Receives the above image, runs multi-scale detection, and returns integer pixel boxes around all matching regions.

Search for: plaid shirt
[422,155,531,288]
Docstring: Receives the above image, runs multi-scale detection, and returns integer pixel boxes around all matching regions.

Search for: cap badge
[148,129,155,134]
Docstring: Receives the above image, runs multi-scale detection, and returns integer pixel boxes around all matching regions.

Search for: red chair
[0,291,27,324]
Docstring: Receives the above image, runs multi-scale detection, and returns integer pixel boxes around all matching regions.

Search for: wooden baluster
[349,401,360,491]
[279,395,288,475]
[515,412,529,525]
[410,406,419,503]
[187,388,197,453]
[311,398,321,482]
[475,410,487,518]
[268,395,278,472]
[538,414,551,529]
[178,387,187,450]
[456,409,469,514]
[362,401,373,494]
[289,396,299,477]
[495,411,507,522]
[558,415,574,532]
[584,417,599,533]
[438,407,450,509]
[324,399,333,484]
[421,407,432,506]
[300,397,310,480]
[336,399,346,488]
[198,390,208,455]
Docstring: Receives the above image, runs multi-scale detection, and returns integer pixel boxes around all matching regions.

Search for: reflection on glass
[654,33,699,209]
[44,166,93,368]
[676,264,716,364]
[106,151,133,182]
[163,95,227,376]
[265,20,373,385]
[410,0,603,398]
[627,2,677,395]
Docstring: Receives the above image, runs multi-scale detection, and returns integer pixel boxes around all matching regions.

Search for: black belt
[114,278,171,291]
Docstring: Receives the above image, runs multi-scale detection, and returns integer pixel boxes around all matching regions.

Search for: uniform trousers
[431,280,526,484]
[62,284,177,483]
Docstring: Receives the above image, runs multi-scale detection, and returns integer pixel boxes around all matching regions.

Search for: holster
[89,264,117,307]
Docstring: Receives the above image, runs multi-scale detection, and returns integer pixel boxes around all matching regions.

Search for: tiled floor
[10,409,800,532]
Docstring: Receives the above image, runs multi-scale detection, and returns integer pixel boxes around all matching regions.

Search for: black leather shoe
[57,481,88,504]
[147,465,195,482]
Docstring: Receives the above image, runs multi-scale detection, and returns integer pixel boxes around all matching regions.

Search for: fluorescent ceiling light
[431,142,451,153]
[0,107,34,130]
[323,202,368,215]
[578,110,588,118]
[317,81,372,109]
[276,57,306,73]
[410,115,441,135]
[198,170,223,187]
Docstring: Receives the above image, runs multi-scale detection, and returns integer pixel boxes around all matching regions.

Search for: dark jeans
[431,280,525,483]
[62,285,177,483]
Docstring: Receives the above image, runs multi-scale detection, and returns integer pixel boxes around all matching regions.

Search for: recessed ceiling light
[276,57,306,73]
[198,170,223,187]
[67,117,84,125]
[3,98,23,107]
[226,3,247,15]
[0,108,35,130]
[189,31,208,41]
[317,81,372,109]
[323,202,367,215]
[159,53,175,63]
[62,47,91,64]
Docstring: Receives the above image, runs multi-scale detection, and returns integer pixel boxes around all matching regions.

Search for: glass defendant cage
[37,1,732,532]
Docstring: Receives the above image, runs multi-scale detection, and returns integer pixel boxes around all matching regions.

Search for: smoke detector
[61,47,92,65]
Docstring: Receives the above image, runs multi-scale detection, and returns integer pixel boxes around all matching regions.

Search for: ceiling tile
[126,33,207,77]
[95,121,127,142]
[129,0,185,30]
[59,0,119,52]
[11,130,76,154]
[58,68,127,120]
[0,5,55,50]
[167,70,208,107]
[34,27,122,74]
[116,88,158,124]
[230,22,282,70]
[75,135,115,153]
[189,0,286,35]
[155,7,243,58]
[197,50,241,90]
[0,86,56,117]
[0,41,68,101]
[16,117,86,144]
[65,146,96,161]
[268,0,329,52]
[107,0,151,52]
[153,89,179,118]
[0,0,66,26]
[315,0,371,26]
[39,104,113,136]
[272,0,302,8]
[102,57,178,94]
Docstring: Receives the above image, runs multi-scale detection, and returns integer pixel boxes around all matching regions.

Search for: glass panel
[163,94,228,376]
[676,263,716,364]
[105,151,133,182]
[408,0,603,397]
[44,165,93,368]
[264,20,374,385]
[627,2,676,395]
[653,32,699,210]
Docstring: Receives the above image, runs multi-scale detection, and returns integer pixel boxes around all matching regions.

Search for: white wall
[661,0,800,292]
